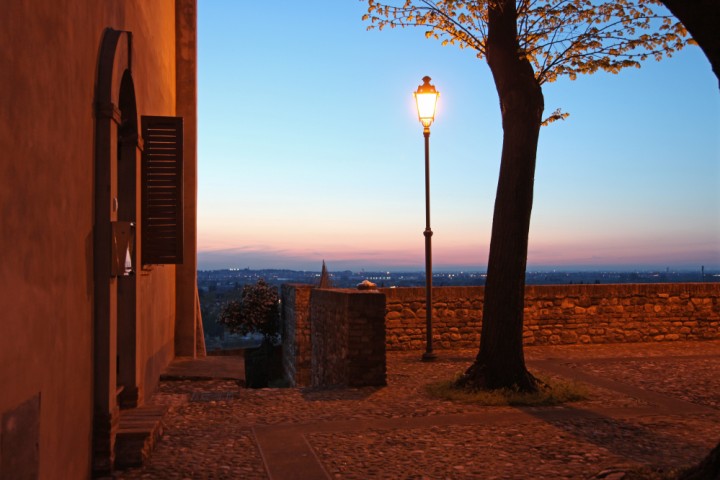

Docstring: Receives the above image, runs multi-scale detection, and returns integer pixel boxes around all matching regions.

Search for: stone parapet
[383,286,483,351]
[281,283,719,384]
[381,283,720,350]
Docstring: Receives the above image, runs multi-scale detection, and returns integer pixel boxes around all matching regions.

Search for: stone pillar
[281,284,312,387]
[311,289,386,388]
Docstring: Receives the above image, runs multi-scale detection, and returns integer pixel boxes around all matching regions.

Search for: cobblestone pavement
[116,341,720,480]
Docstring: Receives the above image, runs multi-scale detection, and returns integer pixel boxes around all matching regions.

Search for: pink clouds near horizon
[197,241,719,271]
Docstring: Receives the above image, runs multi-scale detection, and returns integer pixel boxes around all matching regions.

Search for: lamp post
[414,76,439,362]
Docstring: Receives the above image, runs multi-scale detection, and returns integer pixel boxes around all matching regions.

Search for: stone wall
[382,283,720,350]
[310,289,386,388]
[383,286,483,351]
[281,284,312,387]
[281,283,718,387]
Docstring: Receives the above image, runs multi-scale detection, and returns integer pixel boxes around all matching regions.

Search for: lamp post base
[421,351,437,362]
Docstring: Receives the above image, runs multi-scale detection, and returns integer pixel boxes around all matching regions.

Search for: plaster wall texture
[0,1,185,478]
[138,266,177,401]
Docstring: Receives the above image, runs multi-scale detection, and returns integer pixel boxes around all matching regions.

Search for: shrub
[218,279,280,342]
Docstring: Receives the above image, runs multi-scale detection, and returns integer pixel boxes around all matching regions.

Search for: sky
[197,1,720,272]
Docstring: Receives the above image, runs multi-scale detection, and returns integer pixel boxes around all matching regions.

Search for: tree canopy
[218,279,280,341]
[364,0,690,84]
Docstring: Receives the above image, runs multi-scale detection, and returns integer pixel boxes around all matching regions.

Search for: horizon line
[198,265,720,273]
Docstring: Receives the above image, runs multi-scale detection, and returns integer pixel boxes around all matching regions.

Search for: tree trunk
[456,0,544,392]
[677,439,720,480]
[658,0,720,86]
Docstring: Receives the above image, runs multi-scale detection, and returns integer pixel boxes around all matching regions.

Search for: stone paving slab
[116,341,720,480]
[309,414,719,480]
[527,359,717,414]
[569,357,720,410]
[253,426,329,480]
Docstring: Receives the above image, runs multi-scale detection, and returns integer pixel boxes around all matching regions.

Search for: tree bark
[456,0,544,392]
[658,0,720,86]
[677,439,720,480]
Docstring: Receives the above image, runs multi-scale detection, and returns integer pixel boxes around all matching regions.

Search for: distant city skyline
[197,248,717,273]
[197,2,719,272]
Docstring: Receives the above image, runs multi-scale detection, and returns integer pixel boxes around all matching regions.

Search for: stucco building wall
[0,1,195,478]
[138,268,177,401]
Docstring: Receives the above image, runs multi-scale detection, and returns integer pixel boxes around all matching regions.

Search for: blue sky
[197,1,719,272]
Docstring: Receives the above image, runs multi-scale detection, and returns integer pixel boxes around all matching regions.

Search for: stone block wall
[281,284,312,387]
[383,286,483,350]
[310,289,386,388]
[381,283,720,350]
[281,283,719,384]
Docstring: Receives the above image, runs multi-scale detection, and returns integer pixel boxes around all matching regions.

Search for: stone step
[114,405,168,470]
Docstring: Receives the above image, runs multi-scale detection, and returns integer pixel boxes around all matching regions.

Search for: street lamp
[414,76,439,362]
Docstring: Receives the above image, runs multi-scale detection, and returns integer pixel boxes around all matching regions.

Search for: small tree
[218,279,280,343]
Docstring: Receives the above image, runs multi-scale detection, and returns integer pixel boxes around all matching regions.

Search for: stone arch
[92,27,135,475]
[116,68,141,410]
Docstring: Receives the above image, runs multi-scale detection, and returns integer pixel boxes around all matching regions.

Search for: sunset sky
[197,2,719,272]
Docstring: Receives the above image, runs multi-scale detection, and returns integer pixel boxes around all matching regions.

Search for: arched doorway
[116,69,140,409]
[92,27,139,475]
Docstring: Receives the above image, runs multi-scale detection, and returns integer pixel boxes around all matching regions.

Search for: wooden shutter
[141,116,184,265]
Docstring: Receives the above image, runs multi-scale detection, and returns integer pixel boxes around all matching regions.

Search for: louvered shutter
[141,116,184,265]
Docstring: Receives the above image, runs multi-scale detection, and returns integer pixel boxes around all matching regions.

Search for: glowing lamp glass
[414,76,439,128]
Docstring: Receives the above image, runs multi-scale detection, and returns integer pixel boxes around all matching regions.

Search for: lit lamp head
[414,76,439,130]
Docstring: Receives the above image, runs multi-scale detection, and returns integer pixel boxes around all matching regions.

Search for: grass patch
[425,374,588,406]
